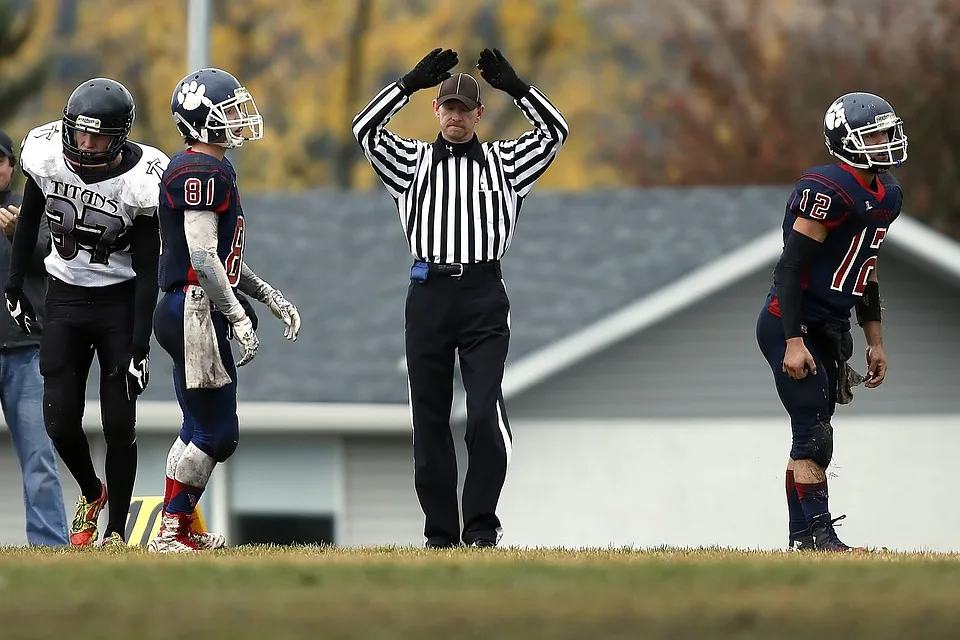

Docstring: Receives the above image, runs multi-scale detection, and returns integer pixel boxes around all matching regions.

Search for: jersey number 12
[831,227,887,294]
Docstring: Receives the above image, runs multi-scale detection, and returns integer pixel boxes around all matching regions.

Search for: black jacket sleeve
[6,175,44,290]
[773,230,823,339]
[129,214,160,356]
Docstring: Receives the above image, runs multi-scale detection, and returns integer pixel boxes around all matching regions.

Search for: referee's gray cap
[437,73,481,110]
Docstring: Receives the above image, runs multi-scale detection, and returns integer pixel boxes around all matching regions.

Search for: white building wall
[496,415,960,552]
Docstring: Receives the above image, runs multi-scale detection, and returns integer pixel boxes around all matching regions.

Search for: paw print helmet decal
[822,92,907,173]
[171,68,263,149]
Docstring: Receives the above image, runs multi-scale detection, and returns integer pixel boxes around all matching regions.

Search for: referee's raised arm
[352,48,458,199]
[479,47,569,198]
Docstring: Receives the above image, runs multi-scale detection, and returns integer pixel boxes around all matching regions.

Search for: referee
[352,47,568,548]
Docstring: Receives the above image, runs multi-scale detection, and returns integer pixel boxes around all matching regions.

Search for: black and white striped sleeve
[352,82,426,199]
[493,86,569,198]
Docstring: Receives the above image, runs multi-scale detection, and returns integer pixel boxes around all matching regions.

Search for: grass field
[1,546,959,639]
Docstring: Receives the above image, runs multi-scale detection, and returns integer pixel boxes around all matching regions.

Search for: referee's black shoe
[425,538,461,549]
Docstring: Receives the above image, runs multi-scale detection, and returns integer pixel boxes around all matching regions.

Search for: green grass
[1,546,959,639]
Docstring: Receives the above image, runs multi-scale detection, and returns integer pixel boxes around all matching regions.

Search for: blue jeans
[1,346,69,546]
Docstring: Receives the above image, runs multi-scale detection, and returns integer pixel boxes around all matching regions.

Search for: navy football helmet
[822,92,907,173]
[171,68,262,148]
[62,78,135,170]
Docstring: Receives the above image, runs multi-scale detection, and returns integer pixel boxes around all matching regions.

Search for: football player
[148,68,301,553]
[4,78,169,547]
[757,92,907,551]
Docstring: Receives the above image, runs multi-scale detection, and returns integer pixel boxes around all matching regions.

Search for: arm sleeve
[28,215,50,274]
[129,214,160,354]
[7,174,45,289]
[492,86,569,198]
[773,231,825,339]
[184,209,245,324]
[351,82,423,199]
[237,261,273,303]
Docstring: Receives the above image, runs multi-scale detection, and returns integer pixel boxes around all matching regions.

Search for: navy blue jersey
[158,150,245,291]
[767,163,903,328]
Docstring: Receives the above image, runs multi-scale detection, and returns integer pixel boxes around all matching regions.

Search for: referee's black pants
[404,261,513,547]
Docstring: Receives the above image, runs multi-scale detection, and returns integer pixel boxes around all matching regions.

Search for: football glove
[124,351,150,401]
[231,314,259,366]
[264,288,301,341]
[477,48,530,99]
[4,285,38,335]
[401,48,459,94]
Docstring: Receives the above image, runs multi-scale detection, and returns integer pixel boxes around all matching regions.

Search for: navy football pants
[153,290,239,462]
[756,307,838,463]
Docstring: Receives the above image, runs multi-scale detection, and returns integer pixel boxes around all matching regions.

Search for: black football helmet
[171,68,262,148]
[822,92,907,173]
[62,78,135,170]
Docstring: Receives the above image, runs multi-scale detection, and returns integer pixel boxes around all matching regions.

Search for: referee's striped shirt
[352,81,569,264]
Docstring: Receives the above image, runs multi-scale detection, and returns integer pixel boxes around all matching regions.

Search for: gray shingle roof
[104,186,790,404]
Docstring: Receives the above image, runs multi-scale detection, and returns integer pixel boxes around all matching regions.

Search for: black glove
[400,48,459,94]
[4,285,39,335]
[112,347,149,402]
[477,48,530,99]
[237,291,259,331]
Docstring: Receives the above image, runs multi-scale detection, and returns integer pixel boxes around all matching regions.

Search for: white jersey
[20,120,170,288]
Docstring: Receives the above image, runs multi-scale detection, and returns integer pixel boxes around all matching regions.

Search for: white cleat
[147,513,200,553]
[187,529,226,550]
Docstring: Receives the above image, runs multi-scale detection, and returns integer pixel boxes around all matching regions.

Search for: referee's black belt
[412,260,501,279]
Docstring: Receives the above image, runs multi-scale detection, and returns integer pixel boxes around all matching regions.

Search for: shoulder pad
[125,142,170,209]
[879,171,901,190]
[19,120,64,180]
[881,173,904,213]
[789,167,855,224]
[161,154,233,213]
[117,143,171,210]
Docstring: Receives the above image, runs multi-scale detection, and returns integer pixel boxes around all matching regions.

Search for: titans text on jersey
[20,120,169,287]
[765,162,903,329]
[158,150,244,292]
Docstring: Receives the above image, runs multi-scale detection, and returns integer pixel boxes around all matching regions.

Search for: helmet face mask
[172,69,263,149]
[823,92,907,173]
[61,78,135,172]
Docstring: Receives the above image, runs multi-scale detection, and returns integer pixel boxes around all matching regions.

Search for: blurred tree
[44,0,645,193]
[0,0,50,125]
[0,0,54,191]
[619,0,960,236]
[17,0,959,240]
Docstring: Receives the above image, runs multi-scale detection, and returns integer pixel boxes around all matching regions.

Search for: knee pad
[187,415,239,463]
[103,424,137,447]
[213,420,239,462]
[213,436,239,463]
[792,420,834,469]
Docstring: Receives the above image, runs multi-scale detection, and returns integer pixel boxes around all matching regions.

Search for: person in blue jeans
[0,129,69,546]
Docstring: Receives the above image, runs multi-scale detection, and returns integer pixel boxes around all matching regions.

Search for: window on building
[232,513,335,546]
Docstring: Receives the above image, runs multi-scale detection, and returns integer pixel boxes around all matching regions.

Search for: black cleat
[467,538,496,548]
[809,514,867,552]
[788,527,815,551]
